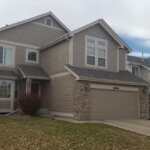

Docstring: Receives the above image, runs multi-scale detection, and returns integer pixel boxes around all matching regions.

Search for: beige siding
[0,101,11,109]
[0,22,66,47]
[119,50,126,70]
[90,88,139,120]
[40,40,70,75]
[41,74,74,113]
[73,24,119,72]
[35,15,65,30]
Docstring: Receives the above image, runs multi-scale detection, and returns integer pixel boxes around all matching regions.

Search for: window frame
[131,65,140,76]
[45,17,52,26]
[25,49,39,64]
[0,43,15,67]
[0,80,14,101]
[85,35,107,69]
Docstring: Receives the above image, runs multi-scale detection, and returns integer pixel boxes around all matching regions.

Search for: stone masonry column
[73,81,91,120]
[139,86,149,119]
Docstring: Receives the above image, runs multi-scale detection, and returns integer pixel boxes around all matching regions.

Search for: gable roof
[18,64,49,80]
[0,11,70,33]
[65,65,148,86]
[127,55,150,70]
[40,19,131,52]
[72,19,131,51]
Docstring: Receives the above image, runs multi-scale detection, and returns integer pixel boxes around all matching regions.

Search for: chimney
[142,51,144,61]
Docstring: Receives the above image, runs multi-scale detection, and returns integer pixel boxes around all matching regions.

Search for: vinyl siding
[119,50,126,70]
[73,24,120,72]
[35,16,64,30]
[0,22,66,47]
[41,74,74,113]
[0,101,11,109]
[40,40,70,75]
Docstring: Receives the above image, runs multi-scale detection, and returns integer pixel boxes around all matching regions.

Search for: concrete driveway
[103,119,150,136]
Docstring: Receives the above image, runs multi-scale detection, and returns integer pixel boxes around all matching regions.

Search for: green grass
[0,117,149,149]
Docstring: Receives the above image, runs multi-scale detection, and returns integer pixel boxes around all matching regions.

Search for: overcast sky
[0,0,150,57]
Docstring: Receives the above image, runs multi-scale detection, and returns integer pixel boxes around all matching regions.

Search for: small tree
[19,93,41,116]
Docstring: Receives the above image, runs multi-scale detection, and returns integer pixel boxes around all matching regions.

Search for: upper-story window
[26,49,39,64]
[132,66,140,76]
[45,17,52,26]
[86,36,107,68]
[0,44,15,66]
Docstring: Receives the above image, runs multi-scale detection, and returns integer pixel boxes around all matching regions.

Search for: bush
[19,94,41,116]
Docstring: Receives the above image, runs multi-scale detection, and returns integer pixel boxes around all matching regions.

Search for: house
[127,55,150,82]
[0,11,149,120]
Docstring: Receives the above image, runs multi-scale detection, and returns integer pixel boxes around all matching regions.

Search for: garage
[90,84,139,120]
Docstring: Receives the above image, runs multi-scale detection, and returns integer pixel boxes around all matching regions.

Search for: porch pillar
[26,78,32,94]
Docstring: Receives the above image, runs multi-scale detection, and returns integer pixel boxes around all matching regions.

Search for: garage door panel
[90,89,138,120]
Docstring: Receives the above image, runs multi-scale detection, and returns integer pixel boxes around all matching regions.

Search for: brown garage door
[90,89,139,120]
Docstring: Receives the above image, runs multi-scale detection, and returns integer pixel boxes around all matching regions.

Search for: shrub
[19,93,41,116]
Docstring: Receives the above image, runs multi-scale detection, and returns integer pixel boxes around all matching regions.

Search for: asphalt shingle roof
[66,65,148,85]
[0,69,18,77]
[18,64,49,79]
[128,55,150,68]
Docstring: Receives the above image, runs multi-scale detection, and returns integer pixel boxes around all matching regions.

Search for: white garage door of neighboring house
[90,84,139,120]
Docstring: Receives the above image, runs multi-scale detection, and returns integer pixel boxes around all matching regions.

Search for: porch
[18,64,50,111]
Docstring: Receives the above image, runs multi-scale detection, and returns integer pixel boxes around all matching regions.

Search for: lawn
[0,117,149,150]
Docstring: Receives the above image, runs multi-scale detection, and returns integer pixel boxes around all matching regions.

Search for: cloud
[0,0,150,53]
[129,51,150,57]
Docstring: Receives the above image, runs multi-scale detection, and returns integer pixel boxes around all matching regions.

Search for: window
[0,80,14,99]
[26,49,39,63]
[0,44,14,66]
[132,66,139,76]
[86,36,107,68]
[45,18,52,26]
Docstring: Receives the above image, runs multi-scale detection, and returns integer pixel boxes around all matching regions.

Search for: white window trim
[132,65,140,76]
[45,17,52,26]
[85,35,108,69]
[25,49,39,64]
[0,43,15,68]
[0,80,15,101]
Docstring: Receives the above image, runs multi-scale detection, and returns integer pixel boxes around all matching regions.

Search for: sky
[0,0,150,57]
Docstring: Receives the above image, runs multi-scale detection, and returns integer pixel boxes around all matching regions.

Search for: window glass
[0,46,13,65]
[0,80,11,98]
[98,58,105,67]
[98,49,105,58]
[0,47,3,64]
[87,46,95,56]
[132,66,139,76]
[4,48,12,65]
[98,40,106,46]
[86,36,107,67]
[87,38,95,44]
[46,18,52,26]
[28,52,37,61]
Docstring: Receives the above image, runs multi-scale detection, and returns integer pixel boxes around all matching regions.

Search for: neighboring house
[0,11,149,120]
[127,55,150,82]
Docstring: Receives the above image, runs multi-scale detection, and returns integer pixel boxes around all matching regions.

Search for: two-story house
[0,11,149,120]
[127,55,150,82]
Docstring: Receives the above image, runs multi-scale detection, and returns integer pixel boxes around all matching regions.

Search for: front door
[31,82,40,96]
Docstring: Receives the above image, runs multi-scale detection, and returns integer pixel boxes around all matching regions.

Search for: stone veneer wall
[139,86,149,119]
[73,81,91,120]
